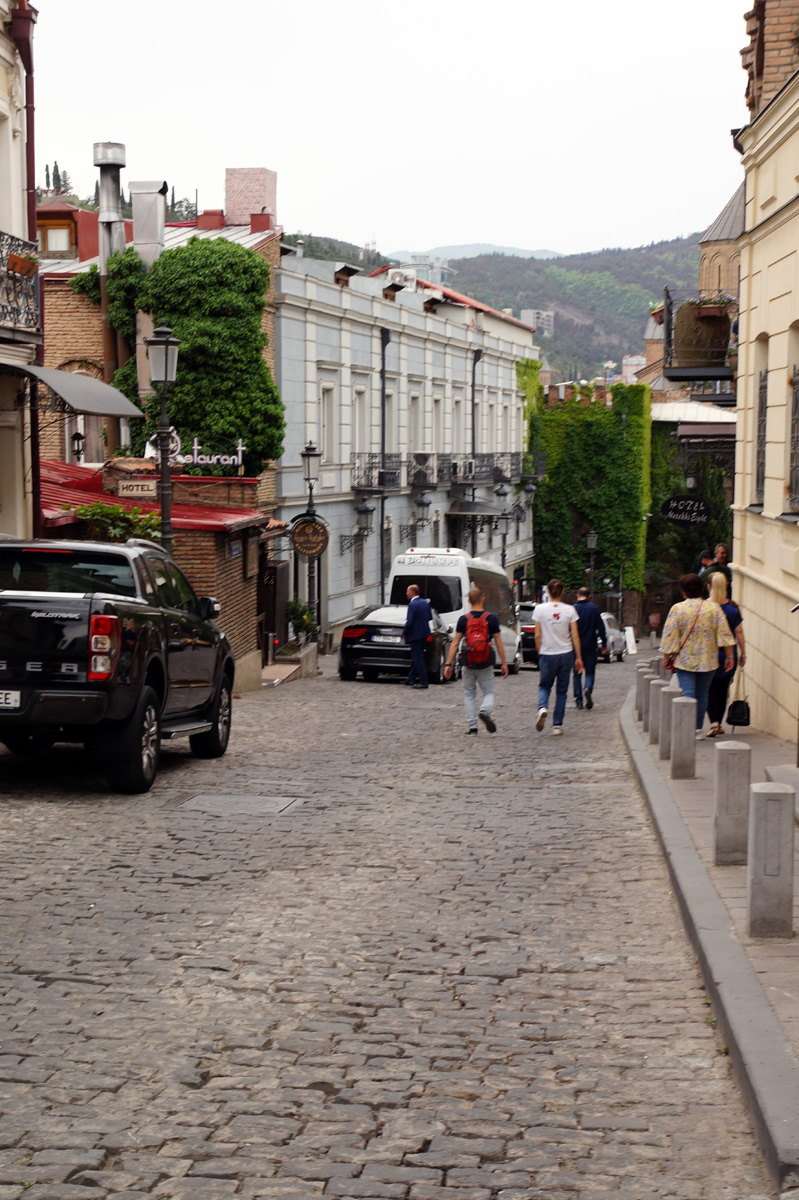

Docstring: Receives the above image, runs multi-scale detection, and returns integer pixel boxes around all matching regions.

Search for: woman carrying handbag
[705,572,746,737]
[660,573,735,738]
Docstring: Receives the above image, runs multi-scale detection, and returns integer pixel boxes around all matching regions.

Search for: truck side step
[161,721,213,740]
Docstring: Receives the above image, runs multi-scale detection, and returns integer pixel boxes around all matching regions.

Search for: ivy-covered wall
[521,381,651,593]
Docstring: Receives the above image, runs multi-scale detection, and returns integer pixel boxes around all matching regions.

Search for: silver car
[599,612,627,662]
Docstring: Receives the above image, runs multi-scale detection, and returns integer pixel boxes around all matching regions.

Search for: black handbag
[727,667,750,728]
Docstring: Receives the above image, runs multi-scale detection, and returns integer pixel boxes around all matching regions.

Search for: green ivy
[519,380,651,593]
[71,265,101,307]
[63,502,161,542]
[646,425,730,581]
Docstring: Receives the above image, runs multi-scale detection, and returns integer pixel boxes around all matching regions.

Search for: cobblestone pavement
[0,657,777,1200]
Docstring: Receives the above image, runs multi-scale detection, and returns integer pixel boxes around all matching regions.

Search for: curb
[620,686,799,1192]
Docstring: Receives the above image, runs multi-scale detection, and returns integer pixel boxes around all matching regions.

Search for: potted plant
[688,293,735,319]
[7,250,38,278]
[649,302,664,326]
[285,597,317,646]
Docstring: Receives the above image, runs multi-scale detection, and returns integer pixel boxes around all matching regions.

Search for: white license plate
[372,635,402,645]
[0,690,20,709]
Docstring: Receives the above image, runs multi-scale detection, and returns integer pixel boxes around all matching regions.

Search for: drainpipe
[94,142,127,454]
[471,347,483,556]
[379,327,391,604]
[11,2,37,244]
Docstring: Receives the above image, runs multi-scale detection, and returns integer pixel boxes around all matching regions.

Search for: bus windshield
[389,574,462,613]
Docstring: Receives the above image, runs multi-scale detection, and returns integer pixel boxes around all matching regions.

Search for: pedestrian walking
[534,578,583,736]
[443,585,508,733]
[705,572,746,737]
[572,586,606,710]
[700,542,733,598]
[660,573,735,737]
[402,584,433,689]
[698,547,715,575]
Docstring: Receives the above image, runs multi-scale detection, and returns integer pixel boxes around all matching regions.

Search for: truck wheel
[1,732,56,756]
[104,685,161,794]
[190,676,232,759]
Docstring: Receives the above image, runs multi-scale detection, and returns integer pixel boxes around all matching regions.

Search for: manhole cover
[179,794,307,815]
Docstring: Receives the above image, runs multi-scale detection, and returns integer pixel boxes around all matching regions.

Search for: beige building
[734,1,799,739]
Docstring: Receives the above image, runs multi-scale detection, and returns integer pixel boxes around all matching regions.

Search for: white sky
[33,1,750,256]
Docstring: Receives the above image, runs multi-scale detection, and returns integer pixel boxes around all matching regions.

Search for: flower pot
[694,304,727,319]
[650,308,664,326]
[673,301,731,368]
[6,252,36,278]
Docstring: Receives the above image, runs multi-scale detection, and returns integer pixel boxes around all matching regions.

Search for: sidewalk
[621,684,799,1191]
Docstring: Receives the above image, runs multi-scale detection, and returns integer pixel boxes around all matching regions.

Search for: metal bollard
[641,673,657,732]
[649,678,669,745]
[659,678,675,759]
[747,782,795,937]
[714,741,751,866]
[671,696,697,779]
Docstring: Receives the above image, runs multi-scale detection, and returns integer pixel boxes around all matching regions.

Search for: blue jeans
[538,651,574,727]
[675,668,715,730]
[406,639,428,687]
[463,665,495,730]
[573,655,597,705]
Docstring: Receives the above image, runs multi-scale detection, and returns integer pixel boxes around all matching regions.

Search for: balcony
[351,452,402,491]
[0,230,41,343]
[440,452,523,485]
[663,286,734,383]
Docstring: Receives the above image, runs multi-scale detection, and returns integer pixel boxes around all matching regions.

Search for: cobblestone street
[0,658,777,1199]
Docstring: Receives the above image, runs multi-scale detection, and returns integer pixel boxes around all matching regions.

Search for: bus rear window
[389,574,462,613]
[0,550,137,597]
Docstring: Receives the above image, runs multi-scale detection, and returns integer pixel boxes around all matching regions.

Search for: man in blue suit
[402,584,433,689]
[572,586,606,710]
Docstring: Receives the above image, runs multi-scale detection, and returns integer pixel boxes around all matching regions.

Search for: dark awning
[1,362,144,418]
[447,499,504,518]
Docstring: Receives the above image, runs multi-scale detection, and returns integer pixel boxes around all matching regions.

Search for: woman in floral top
[661,573,735,735]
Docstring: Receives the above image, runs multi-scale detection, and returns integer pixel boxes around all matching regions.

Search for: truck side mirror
[198,596,221,620]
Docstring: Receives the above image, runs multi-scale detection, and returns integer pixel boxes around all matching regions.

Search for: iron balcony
[0,230,41,343]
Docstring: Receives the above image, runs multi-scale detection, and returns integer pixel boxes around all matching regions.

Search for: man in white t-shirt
[534,577,583,736]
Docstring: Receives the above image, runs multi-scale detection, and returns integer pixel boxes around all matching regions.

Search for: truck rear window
[0,549,137,597]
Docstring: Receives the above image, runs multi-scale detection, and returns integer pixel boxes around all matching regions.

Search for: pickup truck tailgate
[0,596,91,685]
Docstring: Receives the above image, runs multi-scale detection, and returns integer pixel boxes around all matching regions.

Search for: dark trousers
[707,671,734,725]
[406,639,428,687]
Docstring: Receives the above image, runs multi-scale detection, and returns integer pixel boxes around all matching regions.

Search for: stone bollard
[671,696,697,779]
[649,630,658,649]
[659,678,675,760]
[747,782,795,937]
[636,665,650,721]
[641,673,657,732]
[649,678,669,745]
[714,741,751,866]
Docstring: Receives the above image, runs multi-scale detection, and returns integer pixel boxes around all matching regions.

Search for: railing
[663,285,735,381]
[351,452,402,491]
[0,230,41,338]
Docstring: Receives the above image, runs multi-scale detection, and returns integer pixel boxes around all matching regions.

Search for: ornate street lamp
[300,442,324,641]
[144,325,181,554]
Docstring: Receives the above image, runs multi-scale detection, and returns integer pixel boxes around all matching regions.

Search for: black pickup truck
[0,538,235,793]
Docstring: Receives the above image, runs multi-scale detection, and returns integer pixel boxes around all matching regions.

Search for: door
[169,563,215,710]
[145,556,196,715]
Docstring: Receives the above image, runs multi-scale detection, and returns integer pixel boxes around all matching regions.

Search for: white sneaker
[551,726,563,736]
[536,707,548,731]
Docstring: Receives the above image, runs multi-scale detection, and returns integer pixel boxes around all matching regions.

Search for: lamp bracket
[339,529,374,553]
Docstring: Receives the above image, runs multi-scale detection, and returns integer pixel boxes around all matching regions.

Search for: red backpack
[464,612,491,667]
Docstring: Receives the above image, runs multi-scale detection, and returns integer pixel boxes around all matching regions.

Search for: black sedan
[338,605,455,683]
[519,602,538,667]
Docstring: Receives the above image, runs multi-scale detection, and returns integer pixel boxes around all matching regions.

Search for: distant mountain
[390,243,562,261]
[449,234,702,380]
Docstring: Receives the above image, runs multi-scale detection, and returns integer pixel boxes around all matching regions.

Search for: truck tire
[190,676,232,759]
[104,685,161,794]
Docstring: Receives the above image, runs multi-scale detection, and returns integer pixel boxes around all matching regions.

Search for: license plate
[372,635,402,645]
[0,691,20,709]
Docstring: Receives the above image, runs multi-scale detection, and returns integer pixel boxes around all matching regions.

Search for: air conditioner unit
[409,452,437,488]
[386,268,416,290]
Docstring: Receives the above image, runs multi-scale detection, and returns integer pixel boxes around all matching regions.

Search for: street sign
[660,495,710,524]
[118,478,158,500]
[291,517,329,559]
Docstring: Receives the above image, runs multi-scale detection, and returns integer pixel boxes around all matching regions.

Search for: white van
[387,547,522,673]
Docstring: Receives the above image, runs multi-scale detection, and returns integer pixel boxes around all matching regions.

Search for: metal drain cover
[179,794,307,815]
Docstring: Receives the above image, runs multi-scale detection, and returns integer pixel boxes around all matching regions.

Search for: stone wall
[742,0,799,117]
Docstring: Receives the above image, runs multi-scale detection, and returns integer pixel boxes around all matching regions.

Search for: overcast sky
[33,1,749,257]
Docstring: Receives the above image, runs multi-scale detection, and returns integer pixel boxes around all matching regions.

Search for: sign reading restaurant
[145,432,247,469]
[660,496,710,524]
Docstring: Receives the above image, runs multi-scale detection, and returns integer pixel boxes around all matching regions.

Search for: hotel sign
[118,478,158,500]
[660,496,710,524]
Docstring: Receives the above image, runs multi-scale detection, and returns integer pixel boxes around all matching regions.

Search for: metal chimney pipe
[93,142,127,452]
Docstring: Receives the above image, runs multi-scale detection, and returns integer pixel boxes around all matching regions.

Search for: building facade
[272,257,540,643]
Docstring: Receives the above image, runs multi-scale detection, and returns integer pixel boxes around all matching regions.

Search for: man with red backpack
[443,585,508,734]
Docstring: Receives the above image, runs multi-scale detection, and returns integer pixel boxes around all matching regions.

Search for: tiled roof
[40,224,280,276]
[701,184,745,243]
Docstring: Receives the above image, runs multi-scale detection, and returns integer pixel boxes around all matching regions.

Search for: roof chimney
[196,209,225,230]
[130,181,167,267]
[225,167,277,226]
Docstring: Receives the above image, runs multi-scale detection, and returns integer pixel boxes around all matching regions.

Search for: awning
[446,499,505,518]
[0,362,144,418]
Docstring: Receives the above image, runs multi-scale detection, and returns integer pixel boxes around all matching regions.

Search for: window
[433,396,442,453]
[389,574,462,613]
[39,222,75,258]
[756,368,768,504]
[0,548,135,596]
[147,556,179,608]
[385,390,396,452]
[169,565,199,615]
[320,384,336,463]
[353,537,364,588]
[353,386,369,452]
[432,516,441,546]
[67,412,106,466]
[382,523,392,573]
[453,396,463,452]
[409,392,422,450]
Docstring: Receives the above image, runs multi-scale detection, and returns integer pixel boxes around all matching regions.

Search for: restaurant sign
[291,517,329,559]
[145,431,246,469]
[660,496,710,524]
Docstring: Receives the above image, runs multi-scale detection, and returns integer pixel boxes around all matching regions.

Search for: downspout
[379,327,391,604]
[471,347,482,556]
[94,142,127,454]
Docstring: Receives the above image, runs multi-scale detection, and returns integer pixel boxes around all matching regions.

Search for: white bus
[387,547,522,673]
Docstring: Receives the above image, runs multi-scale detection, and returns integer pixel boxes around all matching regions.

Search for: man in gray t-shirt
[534,578,583,736]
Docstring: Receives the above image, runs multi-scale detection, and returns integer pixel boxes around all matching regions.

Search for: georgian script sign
[660,496,710,524]
[291,518,329,559]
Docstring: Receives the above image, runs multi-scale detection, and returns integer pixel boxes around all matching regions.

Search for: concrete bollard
[659,679,675,760]
[747,782,795,937]
[636,665,651,721]
[649,630,658,649]
[714,741,751,866]
[641,673,657,732]
[649,679,669,745]
[671,697,697,779]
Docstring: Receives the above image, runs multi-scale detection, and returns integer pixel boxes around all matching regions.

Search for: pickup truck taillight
[88,614,122,680]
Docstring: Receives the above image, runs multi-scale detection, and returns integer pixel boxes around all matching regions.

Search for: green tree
[94,180,99,206]
[52,161,60,190]
[45,164,50,189]
[59,170,73,196]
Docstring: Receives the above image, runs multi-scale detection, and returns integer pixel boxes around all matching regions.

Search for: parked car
[599,611,627,662]
[0,538,235,793]
[519,602,538,667]
[338,604,456,683]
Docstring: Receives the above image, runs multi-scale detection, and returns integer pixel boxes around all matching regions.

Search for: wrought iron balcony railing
[439,451,523,485]
[0,230,41,340]
[662,286,734,382]
[351,452,402,491]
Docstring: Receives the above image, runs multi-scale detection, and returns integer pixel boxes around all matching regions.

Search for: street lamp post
[300,441,323,643]
[586,528,598,595]
[144,325,180,554]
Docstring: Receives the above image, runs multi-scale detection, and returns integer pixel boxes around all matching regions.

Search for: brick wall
[40,277,104,458]
[173,527,259,661]
[742,0,799,116]
[225,168,277,226]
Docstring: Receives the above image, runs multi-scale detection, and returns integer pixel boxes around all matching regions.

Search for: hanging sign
[660,496,710,524]
[291,518,329,559]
